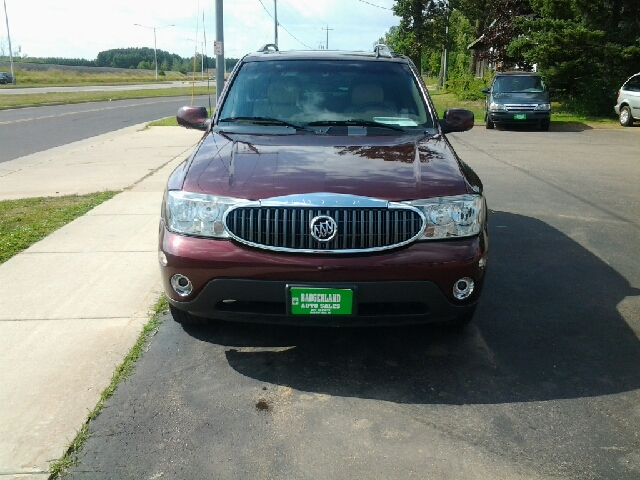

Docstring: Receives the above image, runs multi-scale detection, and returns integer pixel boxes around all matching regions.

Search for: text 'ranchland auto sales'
[300,293,342,303]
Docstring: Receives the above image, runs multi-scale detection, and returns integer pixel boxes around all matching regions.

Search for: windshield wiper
[218,116,313,132]
[307,119,406,132]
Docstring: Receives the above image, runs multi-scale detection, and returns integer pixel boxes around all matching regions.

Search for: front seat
[253,79,301,120]
[346,82,394,118]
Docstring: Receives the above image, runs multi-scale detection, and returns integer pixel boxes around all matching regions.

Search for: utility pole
[273,0,278,48]
[134,23,174,81]
[3,0,15,84]
[322,25,333,50]
[438,1,450,89]
[215,0,225,103]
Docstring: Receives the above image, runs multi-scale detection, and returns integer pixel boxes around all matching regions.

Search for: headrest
[268,80,299,104]
[351,83,384,106]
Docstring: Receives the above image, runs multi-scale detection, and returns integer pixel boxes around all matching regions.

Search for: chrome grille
[505,104,537,112]
[225,206,424,253]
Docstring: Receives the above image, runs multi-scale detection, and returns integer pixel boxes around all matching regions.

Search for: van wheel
[169,304,210,326]
[485,114,494,129]
[619,106,633,126]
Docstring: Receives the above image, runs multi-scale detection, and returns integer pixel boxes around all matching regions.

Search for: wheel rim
[621,109,630,124]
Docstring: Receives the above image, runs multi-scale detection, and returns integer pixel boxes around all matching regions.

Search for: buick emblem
[310,215,338,242]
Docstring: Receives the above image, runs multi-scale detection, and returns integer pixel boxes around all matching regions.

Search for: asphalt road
[0,95,211,163]
[66,125,640,479]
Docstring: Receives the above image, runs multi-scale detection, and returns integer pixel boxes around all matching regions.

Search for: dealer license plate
[289,287,353,315]
[514,113,527,120]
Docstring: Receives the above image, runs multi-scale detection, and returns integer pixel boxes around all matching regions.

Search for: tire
[540,120,550,131]
[169,304,210,326]
[619,105,633,126]
[485,114,494,130]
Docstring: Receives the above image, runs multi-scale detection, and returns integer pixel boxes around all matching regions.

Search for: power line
[279,22,313,49]
[280,0,327,28]
[356,0,392,10]
[256,0,313,49]
[256,0,273,20]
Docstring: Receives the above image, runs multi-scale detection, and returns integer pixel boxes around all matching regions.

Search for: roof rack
[373,44,393,58]
[259,44,279,53]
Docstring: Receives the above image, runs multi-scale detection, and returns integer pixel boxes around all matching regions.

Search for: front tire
[619,106,634,126]
[169,304,210,326]
[485,113,494,129]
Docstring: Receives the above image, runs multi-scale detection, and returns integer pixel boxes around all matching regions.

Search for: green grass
[429,90,485,121]
[1,67,188,87]
[0,85,215,108]
[148,116,180,127]
[0,192,118,264]
[49,295,169,478]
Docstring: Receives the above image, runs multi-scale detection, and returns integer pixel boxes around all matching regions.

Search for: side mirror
[176,106,210,131]
[439,108,474,134]
[481,87,490,94]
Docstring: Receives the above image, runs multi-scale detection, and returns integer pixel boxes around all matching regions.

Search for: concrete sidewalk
[0,125,203,479]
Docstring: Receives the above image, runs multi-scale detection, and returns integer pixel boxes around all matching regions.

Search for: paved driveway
[65,126,640,480]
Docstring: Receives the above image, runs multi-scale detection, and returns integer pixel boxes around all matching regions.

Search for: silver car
[614,72,640,126]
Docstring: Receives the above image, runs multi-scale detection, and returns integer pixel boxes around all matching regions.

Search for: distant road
[0,80,213,95]
[0,95,211,163]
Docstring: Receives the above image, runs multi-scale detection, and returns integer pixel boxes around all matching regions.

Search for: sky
[1,0,399,61]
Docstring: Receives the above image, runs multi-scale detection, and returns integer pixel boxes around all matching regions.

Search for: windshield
[218,59,433,133]
[493,75,545,93]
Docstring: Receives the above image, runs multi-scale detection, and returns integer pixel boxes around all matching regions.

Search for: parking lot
[66,125,640,480]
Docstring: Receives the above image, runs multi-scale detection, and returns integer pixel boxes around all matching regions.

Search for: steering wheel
[352,102,395,114]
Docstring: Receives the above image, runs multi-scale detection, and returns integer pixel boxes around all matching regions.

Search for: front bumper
[488,110,550,125]
[159,224,488,325]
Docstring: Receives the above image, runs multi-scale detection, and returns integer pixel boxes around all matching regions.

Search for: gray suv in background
[482,72,553,131]
[0,72,13,84]
[614,72,640,126]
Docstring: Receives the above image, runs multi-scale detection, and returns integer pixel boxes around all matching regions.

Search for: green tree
[509,0,640,115]
[393,0,444,70]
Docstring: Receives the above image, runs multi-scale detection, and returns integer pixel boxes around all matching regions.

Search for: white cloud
[1,0,398,60]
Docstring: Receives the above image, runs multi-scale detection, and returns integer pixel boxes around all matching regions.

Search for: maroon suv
[159,45,488,328]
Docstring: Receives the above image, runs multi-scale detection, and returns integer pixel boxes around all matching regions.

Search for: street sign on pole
[214,41,223,57]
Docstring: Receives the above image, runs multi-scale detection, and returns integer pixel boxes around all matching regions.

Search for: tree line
[0,47,239,76]
[382,0,640,116]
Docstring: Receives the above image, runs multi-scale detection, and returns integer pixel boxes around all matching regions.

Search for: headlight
[535,103,551,111]
[405,194,485,240]
[164,190,246,238]
[489,102,506,112]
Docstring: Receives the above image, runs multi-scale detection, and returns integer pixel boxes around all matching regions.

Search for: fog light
[158,251,168,267]
[171,274,193,296]
[453,277,474,300]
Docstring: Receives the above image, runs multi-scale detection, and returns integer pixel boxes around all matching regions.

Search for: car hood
[180,131,474,202]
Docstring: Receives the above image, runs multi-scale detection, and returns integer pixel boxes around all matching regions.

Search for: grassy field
[0,85,215,108]
[0,192,119,264]
[0,67,188,87]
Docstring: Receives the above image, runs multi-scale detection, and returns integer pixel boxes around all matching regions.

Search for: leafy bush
[444,72,491,101]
